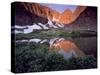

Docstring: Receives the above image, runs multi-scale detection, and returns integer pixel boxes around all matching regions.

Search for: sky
[41,3,77,13]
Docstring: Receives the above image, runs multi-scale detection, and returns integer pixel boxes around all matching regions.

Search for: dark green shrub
[15,44,97,73]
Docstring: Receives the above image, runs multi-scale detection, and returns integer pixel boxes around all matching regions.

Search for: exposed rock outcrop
[14,2,48,25]
[70,7,97,31]
[19,2,86,24]
[14,2,97,31]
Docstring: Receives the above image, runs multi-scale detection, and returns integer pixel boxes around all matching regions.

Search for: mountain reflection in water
[49,39,85,59]
[16,37,88,59]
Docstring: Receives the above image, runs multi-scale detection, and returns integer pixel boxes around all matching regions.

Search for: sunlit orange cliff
[21,2,86,24]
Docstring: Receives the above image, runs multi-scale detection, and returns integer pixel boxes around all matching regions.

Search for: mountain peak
[21,2,86,25]
[63,9,73,14]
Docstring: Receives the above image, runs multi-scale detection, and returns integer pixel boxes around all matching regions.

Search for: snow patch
[29,39,41,43]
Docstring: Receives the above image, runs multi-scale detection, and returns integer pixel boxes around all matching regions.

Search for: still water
[16,36,97,59]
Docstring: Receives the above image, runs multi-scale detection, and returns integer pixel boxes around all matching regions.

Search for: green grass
[15,29,97,40]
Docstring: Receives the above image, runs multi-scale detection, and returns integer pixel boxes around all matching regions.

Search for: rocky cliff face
[14,2,96,30]
[14,2,48,25]
[70,7,97,31]
[20,2,86,24]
